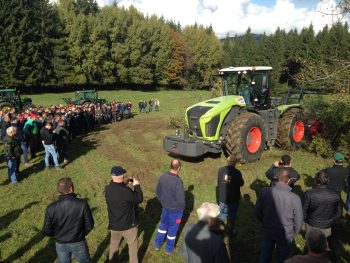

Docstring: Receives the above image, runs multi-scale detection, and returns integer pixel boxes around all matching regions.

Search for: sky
[74,0,348,37]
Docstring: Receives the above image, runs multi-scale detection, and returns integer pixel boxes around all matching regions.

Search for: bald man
[154,159,185,254]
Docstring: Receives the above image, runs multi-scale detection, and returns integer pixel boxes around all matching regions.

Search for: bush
[168,114,185,129]
[307,136,333,158]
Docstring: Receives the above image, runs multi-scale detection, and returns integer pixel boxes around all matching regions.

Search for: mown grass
[1,89,349,263]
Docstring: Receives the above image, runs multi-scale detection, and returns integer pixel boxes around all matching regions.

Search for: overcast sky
[66,0,348,37]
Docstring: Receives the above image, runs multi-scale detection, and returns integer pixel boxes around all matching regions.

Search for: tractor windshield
[222,71,269,105]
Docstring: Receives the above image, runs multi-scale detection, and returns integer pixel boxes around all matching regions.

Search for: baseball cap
[111,166,127,176]
[334,152,345,161]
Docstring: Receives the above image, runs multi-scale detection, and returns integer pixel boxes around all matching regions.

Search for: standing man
[254,168,303,263]
[54,119,70,164]
[44,177,94,263]
[265,154,300,187]
[182,202,230,263]
[326,152,349,194]
[3,126,21,184]
[303,169,342,239]
[105,166,143,263]
[40,122,62,170]
[217,157,244,234]
[154,159,185,254]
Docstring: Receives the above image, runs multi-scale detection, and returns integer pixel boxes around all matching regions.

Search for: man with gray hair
[3,126,21,184]
[284,228,331,262]
[182,202,230,263]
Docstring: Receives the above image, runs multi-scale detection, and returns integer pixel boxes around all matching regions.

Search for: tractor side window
[224,75,238,96]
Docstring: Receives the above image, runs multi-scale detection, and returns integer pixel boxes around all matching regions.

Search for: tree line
[0,0,349,92]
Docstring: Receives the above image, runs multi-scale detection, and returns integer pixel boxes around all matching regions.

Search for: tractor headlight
[205,115,220,137]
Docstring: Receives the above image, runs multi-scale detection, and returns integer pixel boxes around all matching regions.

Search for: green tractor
[0,88,34,112]
[164,66,307,163]
[62,90,106,106]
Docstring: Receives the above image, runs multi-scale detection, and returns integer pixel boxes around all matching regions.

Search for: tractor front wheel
[277,108,306,149]
[224,111,266,163]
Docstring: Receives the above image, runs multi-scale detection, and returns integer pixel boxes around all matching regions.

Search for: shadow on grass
[92,232,110,263]
[138,197,162,262]
[26,238,56,263]
[0,232,11,243]
[250,179,269,198]
[2,231,45,263]
[177,185,195,246]
[0,201,39,230]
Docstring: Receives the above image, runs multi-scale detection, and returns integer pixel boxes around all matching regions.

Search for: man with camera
[105,166,143,263]
[265,154,300,187]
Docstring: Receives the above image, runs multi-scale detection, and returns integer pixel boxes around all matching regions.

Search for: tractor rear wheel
[277,108,306,149]
[0,102,14,112]
[224,111,266,163]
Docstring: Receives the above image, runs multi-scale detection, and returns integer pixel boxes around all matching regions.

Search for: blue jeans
[44,144,60,168]
[6,157,18,183]
[55,240,91,263]
[219,201,239,222]
[21,142,29,163]
[346,190,350,212]
[260,232,292,263]
[154,208,183,253]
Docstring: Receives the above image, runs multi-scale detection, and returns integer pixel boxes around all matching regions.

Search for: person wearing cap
[105,166,143,263]
[154,159,185,254]
[40,122,62,170]
[44,177,94,263]
[265,154,300,187]
[254,168,303,263]
[326,152,349,194]
[181,202,230,263]
[284,228,331,263]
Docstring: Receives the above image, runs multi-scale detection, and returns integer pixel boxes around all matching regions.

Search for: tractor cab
[219,66,272,109]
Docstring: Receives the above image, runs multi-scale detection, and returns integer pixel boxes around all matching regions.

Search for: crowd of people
[41,152,349,263]
[0,100,133,184]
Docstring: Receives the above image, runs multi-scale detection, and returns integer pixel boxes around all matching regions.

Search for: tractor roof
[76,90,96,93]
[219,66,272,73]
[0,88,17,92]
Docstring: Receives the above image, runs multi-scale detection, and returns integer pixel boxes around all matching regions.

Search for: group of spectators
[0,100,133,184]
[138,99,160,113]
[41,153,350,263]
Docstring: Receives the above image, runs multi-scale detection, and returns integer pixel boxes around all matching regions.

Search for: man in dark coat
[217,157,244,233]
[254,168,303,263]
[105,166,143,263]
[326,152,349,194]
[44,177,94,263]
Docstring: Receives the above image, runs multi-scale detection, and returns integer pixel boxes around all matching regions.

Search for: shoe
[56,167,64,170]
[12,181,20,185]
[154,247,161,251]
[165,251,173,255]
[25,163,33,167]
[63,159,69,164]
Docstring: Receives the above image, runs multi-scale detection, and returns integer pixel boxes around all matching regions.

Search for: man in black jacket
[217,157,244,234]
[44,177,94,263]
[303,169,342,238]
[40,122,62,170]
[265,154,300,187]
[105,166,143,263]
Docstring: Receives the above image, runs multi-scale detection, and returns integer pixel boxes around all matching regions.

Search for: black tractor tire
[224,111,266,163]
[0,102,14,112]
[22,103,35,111]
[276,108,306,150]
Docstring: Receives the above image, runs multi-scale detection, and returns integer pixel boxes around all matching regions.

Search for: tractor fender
[278,105,303,117]
[220,106,259,138]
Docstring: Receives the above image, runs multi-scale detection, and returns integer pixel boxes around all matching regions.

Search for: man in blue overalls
[154,159,185,254]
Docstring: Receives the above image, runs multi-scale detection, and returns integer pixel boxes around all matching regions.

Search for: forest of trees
[0,0,349,92]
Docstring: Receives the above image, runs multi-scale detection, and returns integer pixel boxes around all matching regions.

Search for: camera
[128,178,134,183]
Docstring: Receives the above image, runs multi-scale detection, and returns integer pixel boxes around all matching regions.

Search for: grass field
[0,90,349,263]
